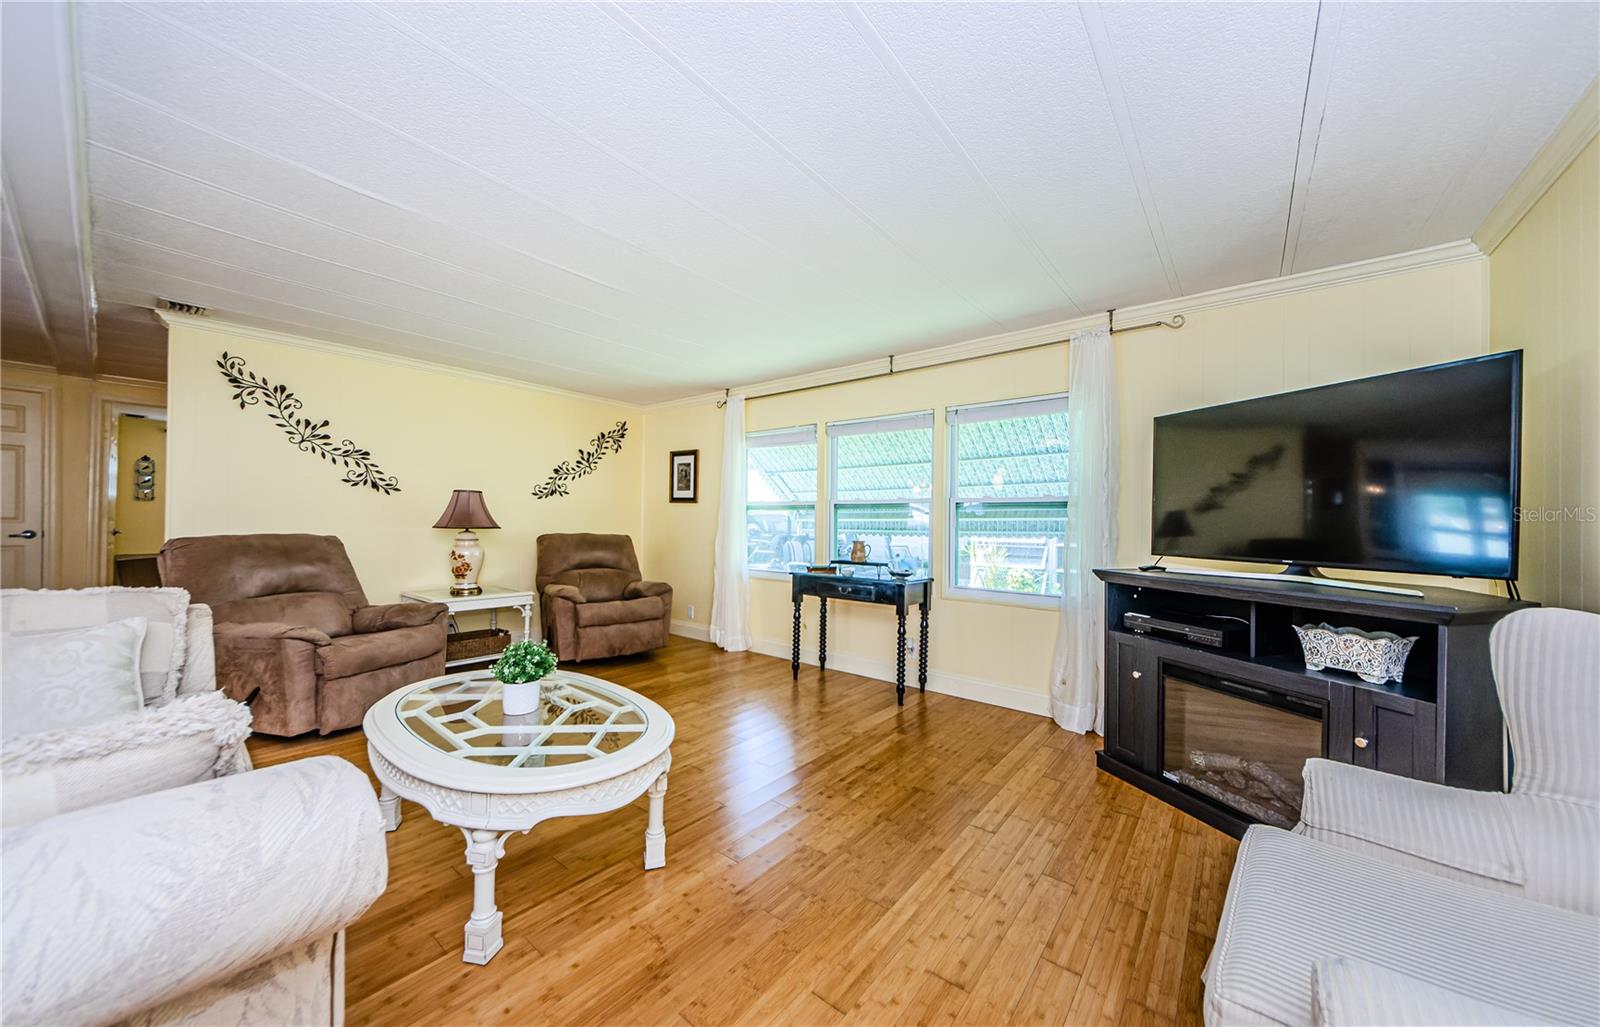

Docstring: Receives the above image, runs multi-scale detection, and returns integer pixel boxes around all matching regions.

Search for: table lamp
[433,489,500,595]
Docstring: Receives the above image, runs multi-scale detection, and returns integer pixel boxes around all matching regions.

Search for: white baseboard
[749,636,1049,718]
[669,619,710,641]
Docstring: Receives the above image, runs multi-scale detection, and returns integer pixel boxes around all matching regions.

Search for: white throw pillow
[0,617,149,741]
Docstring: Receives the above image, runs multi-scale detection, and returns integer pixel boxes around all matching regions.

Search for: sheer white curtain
[709,394,750,651]
[1050,326,1119,733]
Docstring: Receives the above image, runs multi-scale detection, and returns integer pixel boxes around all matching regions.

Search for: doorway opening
[106,407,167,586]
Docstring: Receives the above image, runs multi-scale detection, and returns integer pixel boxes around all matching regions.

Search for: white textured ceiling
[60,2,1600,401]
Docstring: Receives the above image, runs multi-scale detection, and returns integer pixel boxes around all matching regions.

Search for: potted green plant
[491,639,558,715]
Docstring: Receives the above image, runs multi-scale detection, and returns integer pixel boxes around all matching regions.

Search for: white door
[1,388,46,588]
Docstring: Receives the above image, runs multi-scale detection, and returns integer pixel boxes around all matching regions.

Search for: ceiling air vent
[158,298,208,316]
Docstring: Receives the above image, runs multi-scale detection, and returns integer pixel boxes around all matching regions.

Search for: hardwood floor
[249,637,1237,1026]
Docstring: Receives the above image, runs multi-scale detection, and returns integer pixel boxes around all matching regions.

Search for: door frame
[93,399,166,586]
[1,380,57,588]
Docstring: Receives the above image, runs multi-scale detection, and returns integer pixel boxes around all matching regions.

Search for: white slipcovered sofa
[0,587,248,825]
[1,588,388,1026]
[1203,607,1600,1025]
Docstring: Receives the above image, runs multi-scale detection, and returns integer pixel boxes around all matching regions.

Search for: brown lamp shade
[433,489,500,530]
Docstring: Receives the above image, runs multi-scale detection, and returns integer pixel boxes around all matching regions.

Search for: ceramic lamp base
[449,530,485,595]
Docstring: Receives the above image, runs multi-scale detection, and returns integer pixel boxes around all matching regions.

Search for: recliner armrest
[625,580,672,600]
[213,621,333,646]
[544,584,586,604]
[1297,758,1523,885]
[353,602,448,633]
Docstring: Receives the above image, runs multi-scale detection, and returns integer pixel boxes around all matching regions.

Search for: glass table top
[396,673,648,768]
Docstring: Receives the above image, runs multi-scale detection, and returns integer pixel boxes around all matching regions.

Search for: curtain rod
[716,307,1184,407]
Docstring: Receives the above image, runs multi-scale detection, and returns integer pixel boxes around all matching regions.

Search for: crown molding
[0,357,162,388]
[155,310,644,409]
[740,357,890,402]
[1,358,58,376]
[1119,239,1484,323]
[1475,76,1598,256]
[891,314,1099,374]
[654,238,1486,409]
[645,389,728,411]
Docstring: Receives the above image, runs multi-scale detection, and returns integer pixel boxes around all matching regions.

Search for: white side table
[400,586,537,670]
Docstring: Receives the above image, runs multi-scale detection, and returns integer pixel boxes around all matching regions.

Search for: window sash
[946,393,1067,425]
[828,412,934,509]
[830,500,933,571]
[747,425,818,573]
[952,499,1067,596]
[747,424,816,449]
[826,411,933,438]
[947,393,1070,596]
[747,501,817,571]
[949,393,1069,505]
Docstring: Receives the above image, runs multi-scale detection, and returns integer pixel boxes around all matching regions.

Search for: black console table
[790,571,931,704]
[1093,567,1532,837]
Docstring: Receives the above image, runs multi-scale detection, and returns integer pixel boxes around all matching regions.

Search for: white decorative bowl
[1293,623,1418,685]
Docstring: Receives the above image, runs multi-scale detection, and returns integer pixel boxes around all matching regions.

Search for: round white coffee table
[363,669,674,965]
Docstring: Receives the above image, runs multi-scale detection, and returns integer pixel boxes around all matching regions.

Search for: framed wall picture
[669,449,698,503]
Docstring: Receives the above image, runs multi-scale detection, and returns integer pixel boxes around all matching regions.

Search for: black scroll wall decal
[217,351,402,495]
[531,421,629,499]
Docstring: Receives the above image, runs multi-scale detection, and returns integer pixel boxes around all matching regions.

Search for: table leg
[378,783,402,832]
[519,603,533,642]
[918,600,930,693]
[818,597,828,673]
[461,829,507,965]
[644,771,669,870]
[896,607,907,705]
[792,599,802,680]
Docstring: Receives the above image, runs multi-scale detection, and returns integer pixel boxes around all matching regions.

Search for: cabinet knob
[1131,670,1142,679]
[1354,736,1369,749]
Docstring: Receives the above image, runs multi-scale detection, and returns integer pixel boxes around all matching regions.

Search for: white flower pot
[502,679,542,715]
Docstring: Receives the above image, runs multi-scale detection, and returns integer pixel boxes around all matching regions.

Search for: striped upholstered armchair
[1296,606,1600,915]
[1203,607,1600,1025]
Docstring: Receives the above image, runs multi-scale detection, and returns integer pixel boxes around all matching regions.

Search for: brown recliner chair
[537,533,671,662]
[158,533,449,736]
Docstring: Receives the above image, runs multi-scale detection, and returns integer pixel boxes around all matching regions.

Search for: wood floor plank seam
[244,637,1235,1026]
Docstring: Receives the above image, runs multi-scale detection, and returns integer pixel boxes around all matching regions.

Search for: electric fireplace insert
[1161,668,1325,829]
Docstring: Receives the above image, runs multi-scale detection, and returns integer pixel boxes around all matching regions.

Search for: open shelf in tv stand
[1092,567,1532,838]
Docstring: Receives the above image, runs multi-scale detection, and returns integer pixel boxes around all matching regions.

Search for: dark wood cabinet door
[1352,689,1439,781]
[1106,638,1157,772]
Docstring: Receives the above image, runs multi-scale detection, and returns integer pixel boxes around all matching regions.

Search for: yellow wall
[1490,137,1600,614]
[640,258,1499,713]
[113,415,166,555]
[0,362,166,588]
[164,322,642,623]
[639,401,722,632]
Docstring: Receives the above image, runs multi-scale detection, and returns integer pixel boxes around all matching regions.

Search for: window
[746,425,818,573]
[948,395,1069,597]
[828,412,934,575]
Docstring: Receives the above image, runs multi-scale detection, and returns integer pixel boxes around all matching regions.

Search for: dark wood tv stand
[1093,567,1533,837]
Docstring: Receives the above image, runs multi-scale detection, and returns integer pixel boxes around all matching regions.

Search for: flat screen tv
[1151,351,1521,580]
